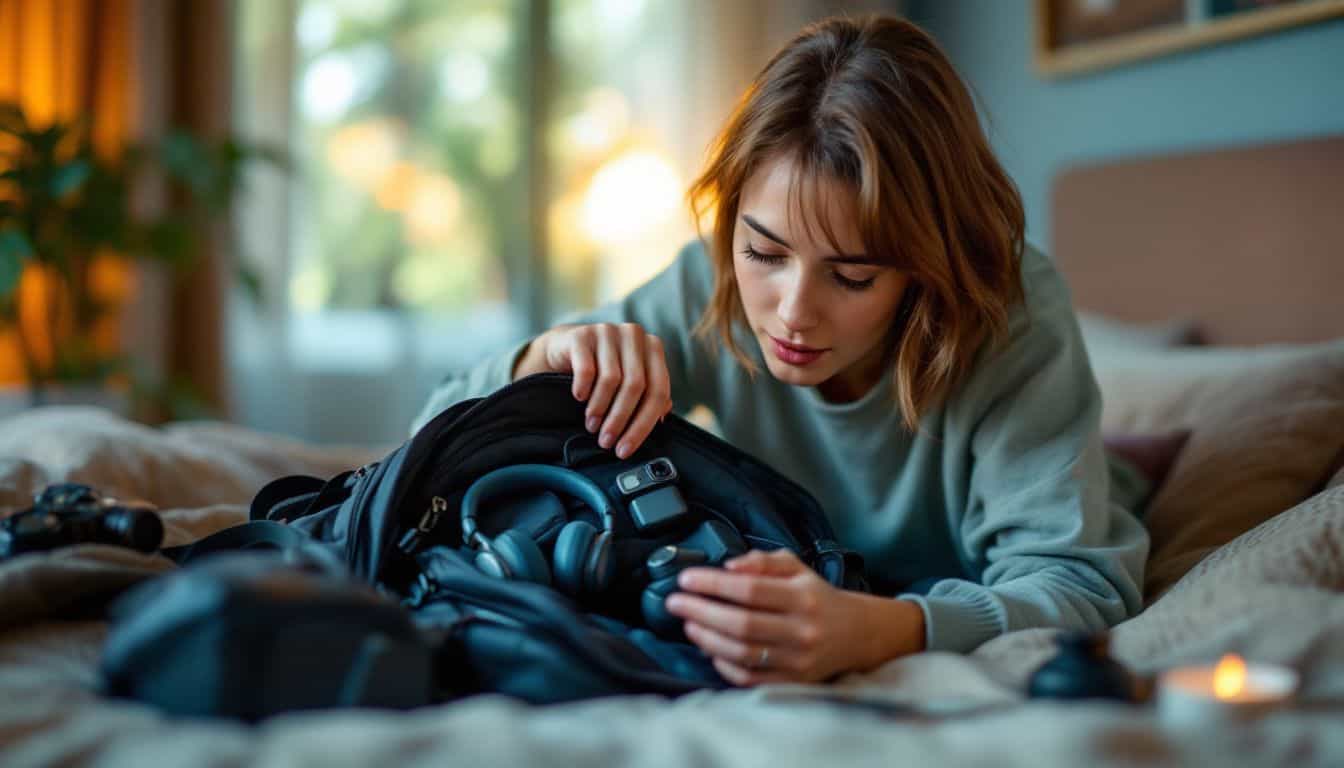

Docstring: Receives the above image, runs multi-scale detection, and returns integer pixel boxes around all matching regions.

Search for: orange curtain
[0,0,233,417]
[0,0,132,386]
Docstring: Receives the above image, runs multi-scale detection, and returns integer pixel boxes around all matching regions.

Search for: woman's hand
[665,548,926,685]
[513,322,673,459]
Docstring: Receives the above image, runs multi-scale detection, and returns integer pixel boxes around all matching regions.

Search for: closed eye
[741,246,877,291]
[831,271,875,291]
[740,246,785,266]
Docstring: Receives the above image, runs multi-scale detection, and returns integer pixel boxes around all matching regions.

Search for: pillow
[1103,429,1192,500]
[1091,340,1344,600]
[1109,484,1344,676]
[1078,312,1202,354]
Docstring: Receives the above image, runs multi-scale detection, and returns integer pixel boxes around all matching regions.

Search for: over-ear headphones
[460,464,616,597]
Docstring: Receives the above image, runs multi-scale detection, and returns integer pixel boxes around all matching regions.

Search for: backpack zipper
[420,496,448,533]
[396,495,448,555]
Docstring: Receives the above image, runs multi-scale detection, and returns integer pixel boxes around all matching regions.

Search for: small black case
[100,551,433,721]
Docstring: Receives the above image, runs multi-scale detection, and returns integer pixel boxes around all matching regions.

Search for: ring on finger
[754,646,771,669]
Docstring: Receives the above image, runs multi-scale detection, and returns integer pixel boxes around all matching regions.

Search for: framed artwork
[1034,0,1344,77]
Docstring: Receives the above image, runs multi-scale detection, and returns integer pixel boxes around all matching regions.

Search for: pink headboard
[1052,135,1344,345]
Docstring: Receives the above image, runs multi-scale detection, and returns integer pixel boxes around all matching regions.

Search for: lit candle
[1156,654,1299,728]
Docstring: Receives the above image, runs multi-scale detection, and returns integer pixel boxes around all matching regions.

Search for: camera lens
[650,460,672,480]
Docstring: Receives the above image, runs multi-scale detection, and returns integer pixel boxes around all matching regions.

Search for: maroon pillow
[1103,429,1192,495]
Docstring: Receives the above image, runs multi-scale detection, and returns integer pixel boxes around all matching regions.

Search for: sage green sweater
[411,240,1149,653]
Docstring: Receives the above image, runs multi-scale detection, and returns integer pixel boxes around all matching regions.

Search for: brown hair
[689,15,1025,431]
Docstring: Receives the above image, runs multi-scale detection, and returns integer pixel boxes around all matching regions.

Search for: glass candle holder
[1156,654,1298,729]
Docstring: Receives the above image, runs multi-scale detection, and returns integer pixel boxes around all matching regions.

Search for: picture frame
[1034,0,1344,78]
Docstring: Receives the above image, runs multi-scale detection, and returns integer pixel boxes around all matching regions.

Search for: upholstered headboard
[1051,135,1344,345]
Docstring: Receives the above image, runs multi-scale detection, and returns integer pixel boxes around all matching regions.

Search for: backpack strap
[250,475,326,522]
[163,519,346,574]
[252,467,368,524]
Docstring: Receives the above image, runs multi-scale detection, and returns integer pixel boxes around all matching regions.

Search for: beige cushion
[1091,340,1344,599]
[1078,312,1201,354]
[974,485,1344,689]
[1111,484,1344,678]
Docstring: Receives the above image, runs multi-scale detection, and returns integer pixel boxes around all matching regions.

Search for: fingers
[676,567,796,611]
[566,333,598,403]
[597,325,647,453]
[560,323,670,459]
[664,592,799,645]
[685,622,798,675]
[710,657,792,687]
[612,335,672,459]
[584,325,623,436]
[724,548,807,577]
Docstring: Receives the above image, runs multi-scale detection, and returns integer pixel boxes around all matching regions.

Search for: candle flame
[1213,654,1247,699]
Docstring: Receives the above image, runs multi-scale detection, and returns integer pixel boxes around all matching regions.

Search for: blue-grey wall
[907,1,1344,251]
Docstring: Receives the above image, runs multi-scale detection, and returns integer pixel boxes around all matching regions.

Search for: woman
[412,15,1148,686]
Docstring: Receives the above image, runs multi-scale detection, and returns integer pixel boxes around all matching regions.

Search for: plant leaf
[0,229,33,296]
[159,132,215,198]
[139,219,194,266]
[50,159,93,198]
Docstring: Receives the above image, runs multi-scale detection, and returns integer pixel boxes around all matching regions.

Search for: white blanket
[2,407,1342,767]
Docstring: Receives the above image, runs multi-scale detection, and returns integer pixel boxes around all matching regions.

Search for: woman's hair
[688,14,1025,431]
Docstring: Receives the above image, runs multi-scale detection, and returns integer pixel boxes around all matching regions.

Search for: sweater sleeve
[897,249,1149,653]
[409,239,718,435]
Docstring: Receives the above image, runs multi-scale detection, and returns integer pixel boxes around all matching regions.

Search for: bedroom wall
[905,1,1344,252]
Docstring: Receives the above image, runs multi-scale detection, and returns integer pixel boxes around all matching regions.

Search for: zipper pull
[399,495,448,555]
[419,495,448,533]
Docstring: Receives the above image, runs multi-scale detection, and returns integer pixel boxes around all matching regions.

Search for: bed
[2,135,1343,767]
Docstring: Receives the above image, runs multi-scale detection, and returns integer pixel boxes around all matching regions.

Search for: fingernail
[665,594,685,612]
[586,417,599,433]
[599,432,614,449]
[677,570,701,589]
[615,442,630,459]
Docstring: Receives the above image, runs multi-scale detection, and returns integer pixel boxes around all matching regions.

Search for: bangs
[784,141,909,269]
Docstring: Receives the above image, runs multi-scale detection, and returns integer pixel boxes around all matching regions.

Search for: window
[232,0,693,443]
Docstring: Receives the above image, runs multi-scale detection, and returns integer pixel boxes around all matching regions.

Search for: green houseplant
[0,101,279,417]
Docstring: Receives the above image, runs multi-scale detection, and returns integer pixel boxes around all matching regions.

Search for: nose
[775,268,820,334]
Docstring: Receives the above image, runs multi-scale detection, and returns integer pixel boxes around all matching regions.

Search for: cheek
[733,261,771,314]
[842,286,908,342]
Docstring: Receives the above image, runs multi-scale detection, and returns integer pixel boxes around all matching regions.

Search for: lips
[769,335,829,366]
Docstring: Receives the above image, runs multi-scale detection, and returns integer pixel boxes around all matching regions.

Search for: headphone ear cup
[473,548,510,580]
[552,520,597,596]
[489,529,551,586]
[585,529,615,594]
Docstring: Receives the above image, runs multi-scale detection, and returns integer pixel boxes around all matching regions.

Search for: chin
[762,356,829,387]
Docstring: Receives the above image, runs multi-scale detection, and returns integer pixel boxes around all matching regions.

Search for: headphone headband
[460,464,615,545]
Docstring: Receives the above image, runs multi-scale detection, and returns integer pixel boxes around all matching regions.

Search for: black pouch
[100,550,432,721]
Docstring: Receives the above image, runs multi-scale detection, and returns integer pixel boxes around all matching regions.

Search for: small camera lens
[650,460,672,480]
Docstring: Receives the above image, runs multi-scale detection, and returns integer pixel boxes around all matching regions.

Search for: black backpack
[106,373,868,710]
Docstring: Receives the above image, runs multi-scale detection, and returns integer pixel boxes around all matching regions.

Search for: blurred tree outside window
[241,0,689,322]
[233,0,694,443]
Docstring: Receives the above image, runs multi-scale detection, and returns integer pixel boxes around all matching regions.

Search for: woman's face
[733,154,910,403]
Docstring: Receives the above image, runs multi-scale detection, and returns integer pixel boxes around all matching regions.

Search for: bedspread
[2,406,1343,768]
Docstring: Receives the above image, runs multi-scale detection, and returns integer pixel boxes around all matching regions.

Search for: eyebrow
[741,214,892,266]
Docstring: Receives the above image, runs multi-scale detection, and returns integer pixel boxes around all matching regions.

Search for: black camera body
[615,457,689,532]
[0,483,164,558]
